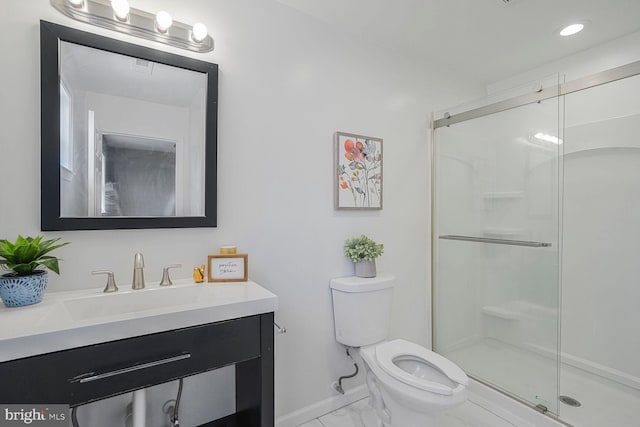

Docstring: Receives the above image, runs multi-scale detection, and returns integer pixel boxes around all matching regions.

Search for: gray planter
[355,260,376,278]
[0,270,48,307]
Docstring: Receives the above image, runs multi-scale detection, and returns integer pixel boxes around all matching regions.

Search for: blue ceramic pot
[0,270,48,307]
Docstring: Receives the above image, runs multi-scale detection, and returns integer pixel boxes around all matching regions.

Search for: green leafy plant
[344,235,384,262]
[0,235,70,276]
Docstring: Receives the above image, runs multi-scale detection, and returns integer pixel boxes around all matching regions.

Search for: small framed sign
[207,254,248,282]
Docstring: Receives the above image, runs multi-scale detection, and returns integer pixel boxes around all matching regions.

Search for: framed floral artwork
[335,132,383,210]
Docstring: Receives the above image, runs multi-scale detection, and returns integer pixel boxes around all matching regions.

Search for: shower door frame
[429,59,640,424]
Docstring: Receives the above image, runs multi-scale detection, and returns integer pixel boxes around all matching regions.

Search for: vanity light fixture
[51,0,214,52]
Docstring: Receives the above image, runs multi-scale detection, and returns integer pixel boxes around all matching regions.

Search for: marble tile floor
[297,396,517,427]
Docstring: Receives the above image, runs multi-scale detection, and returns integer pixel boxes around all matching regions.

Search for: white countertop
[0,280,278,362]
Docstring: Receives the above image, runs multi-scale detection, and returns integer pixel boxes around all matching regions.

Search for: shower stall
[432,61,640,427]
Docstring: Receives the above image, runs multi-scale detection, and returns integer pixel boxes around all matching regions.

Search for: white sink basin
[64,284,206,321]
[0,279,278,362]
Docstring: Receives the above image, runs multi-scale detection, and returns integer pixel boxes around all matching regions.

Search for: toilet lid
[375,339,469,395]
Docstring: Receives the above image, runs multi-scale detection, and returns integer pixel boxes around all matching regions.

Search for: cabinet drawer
[0,315,260,405]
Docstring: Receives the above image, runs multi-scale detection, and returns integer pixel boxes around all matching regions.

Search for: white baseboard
[276,385,368,427]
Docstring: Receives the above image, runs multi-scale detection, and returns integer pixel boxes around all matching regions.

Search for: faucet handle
[160,264,182,286]
[134,253,145,269]
[92,270,119,293]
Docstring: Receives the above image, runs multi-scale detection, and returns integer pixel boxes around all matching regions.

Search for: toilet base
[360,393,442,427]
[361,368,390,427]
[361,363,446,427]
[360,404,387,427]
[381,392,440,426]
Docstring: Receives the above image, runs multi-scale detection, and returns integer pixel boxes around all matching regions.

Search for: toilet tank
[330,275,395,347]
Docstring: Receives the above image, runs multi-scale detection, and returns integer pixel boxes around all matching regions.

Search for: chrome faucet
[132,253,145,290]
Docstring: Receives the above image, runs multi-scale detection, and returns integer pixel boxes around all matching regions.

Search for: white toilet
[330,275,469,427]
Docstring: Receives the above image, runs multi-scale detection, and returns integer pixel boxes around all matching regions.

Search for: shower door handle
[439,235,551,247]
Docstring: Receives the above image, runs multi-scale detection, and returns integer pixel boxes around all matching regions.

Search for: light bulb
[111,0,130,21]
[192,23,208,42]
[67,0,84,7]
[156,11,173,32]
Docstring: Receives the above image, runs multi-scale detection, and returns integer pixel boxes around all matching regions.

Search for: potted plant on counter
[0,235,70,307]
[344,235,384,278]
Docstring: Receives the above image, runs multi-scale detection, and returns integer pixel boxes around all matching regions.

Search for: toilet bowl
[330,276,469,426]
[359,339,469,427]
[359,339,469,426]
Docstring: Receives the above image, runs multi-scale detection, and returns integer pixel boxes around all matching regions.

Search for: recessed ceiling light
[559,23,585,37]
[534,132,562,144]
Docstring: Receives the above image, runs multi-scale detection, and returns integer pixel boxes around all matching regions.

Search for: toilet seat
[375,339,469,396]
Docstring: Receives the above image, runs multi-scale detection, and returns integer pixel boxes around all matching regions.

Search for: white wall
[0,0,482,423]
[562,74,640,385]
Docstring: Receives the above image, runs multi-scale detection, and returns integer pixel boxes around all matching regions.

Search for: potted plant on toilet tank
[0,235,69,307]
[344,234,384,278]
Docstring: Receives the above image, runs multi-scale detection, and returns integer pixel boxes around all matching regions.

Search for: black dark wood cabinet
[0,313,274,427]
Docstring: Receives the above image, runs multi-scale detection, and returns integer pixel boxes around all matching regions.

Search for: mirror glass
[59,41,205,218]
[41,21,218,230]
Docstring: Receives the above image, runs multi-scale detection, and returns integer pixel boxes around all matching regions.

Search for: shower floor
[447,338,640,427]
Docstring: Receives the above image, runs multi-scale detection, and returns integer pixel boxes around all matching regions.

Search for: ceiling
[276,0,640,85]
[61,41,205,107]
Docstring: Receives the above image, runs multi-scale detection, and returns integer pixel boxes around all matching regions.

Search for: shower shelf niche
[482,191,524,199]
[482,228,523,238]
[482,305,521,320]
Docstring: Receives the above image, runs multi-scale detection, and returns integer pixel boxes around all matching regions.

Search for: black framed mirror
[40,20,217,230]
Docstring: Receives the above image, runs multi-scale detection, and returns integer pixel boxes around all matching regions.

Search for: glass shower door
[433,94,562,414]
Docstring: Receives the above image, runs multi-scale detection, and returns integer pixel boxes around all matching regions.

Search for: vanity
[0,280,278,426]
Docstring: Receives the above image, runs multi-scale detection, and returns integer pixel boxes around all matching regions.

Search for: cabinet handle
[70,353,191,383]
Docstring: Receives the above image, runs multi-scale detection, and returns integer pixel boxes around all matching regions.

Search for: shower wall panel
[562,74,640,388]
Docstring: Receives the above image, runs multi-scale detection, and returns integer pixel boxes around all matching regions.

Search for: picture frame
[335,131,383,210]
[207,254,248,282]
